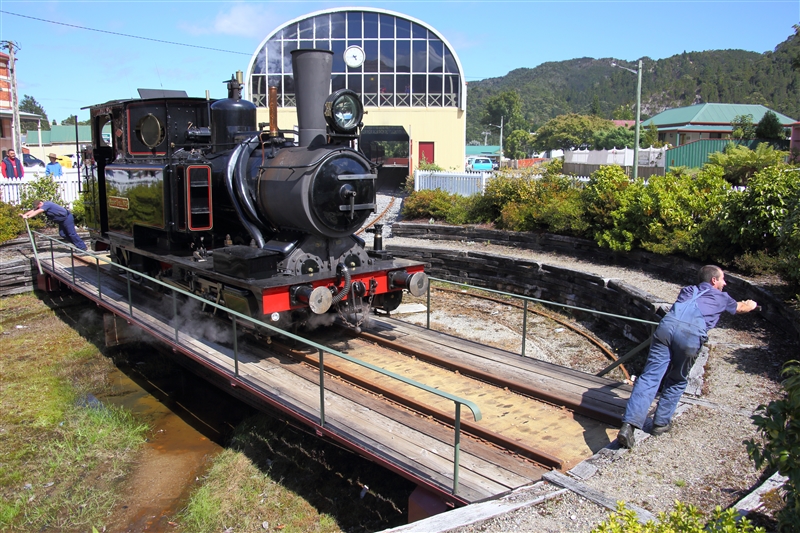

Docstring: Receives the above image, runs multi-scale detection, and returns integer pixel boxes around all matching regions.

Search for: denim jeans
[622,314,706,428]
[58,213,87,250]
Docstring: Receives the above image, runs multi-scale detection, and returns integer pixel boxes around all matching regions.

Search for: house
[791,122,800,161]
[642,103,795,146]
[24,125,93,162]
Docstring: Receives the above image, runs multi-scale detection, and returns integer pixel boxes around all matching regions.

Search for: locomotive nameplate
[108,196,130,210]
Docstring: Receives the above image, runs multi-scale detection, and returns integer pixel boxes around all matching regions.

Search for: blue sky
[1,1,797,124]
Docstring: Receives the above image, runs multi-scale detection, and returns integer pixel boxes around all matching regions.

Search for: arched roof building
[245,7,466,173]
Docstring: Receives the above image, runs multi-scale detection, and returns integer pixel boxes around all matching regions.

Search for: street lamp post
[489,116,504,161]
[612,60,642,180]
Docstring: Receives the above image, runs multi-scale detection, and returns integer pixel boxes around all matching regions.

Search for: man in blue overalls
[21,200,88,251]
[617,265,757,448]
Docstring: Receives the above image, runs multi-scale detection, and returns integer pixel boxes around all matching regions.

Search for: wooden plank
[543,471,656,524]
[266,349,548,484]
[364,319,629,419]
[373,317,629,390]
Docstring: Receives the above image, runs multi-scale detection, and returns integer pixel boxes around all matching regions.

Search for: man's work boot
[617,423,635,449]
[652,422,673,435]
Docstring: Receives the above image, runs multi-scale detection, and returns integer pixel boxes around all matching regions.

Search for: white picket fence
[414,169,590,196]
[0,168,83,209]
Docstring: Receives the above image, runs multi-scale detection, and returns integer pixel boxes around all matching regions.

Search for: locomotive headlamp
[324,89,363,134]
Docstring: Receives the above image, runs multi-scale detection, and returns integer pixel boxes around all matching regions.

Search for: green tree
[19,95,50,133]
[731,114,756,140]
[504,130,534,159]
[706,142,788,186]
[612,105,634,120]
[592,127,636,150]
[717,164,797,252]
[61,116,91,126]
[789,24,800,71]
[746,361,800,532]
[590,95,601,116]
[532,114,614,151]
[481,91,527,149]
[755,110,787,139]
[641,123,661,148]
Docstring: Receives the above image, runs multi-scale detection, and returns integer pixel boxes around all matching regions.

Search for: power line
[0,10,251,56]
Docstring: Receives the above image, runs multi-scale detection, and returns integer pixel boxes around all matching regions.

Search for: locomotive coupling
[388,270,430,297]
[291,285,333,314]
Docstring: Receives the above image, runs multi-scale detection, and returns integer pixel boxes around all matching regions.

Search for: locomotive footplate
[120,244,426,321]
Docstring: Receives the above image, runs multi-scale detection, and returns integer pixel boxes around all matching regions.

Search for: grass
[177,413,414,533]
[0,292,148,532]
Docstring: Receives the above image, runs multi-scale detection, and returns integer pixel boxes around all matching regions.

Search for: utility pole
[1,41,22,155]
[611,60,643,180]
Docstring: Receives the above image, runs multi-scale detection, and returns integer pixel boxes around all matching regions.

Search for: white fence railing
[414,170,590,196]
[0,169,83,208]
[414,170,492,196]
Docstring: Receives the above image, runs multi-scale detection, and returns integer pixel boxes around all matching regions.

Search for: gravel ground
[373,194,791,532]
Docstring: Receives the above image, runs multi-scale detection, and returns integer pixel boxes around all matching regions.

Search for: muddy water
[99,347,255,532]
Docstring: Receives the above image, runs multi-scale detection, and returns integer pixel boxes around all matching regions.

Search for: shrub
[482,171,538,224]
[778,193,800,288]
[402,189,456,221]
[707,143,789,186]
[592,501,765,532]
[71,191,87,227]
[731,250,783,276]
[718,165,799,254]
[499,174,588,236]
[417,157,443,171]
[746,361,800,532]
[581,165,632,238]
[19,173,64,211]
[0,201,26,243]
[585,165,730,254]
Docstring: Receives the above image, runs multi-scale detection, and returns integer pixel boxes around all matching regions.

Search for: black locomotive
[82,49,428,333]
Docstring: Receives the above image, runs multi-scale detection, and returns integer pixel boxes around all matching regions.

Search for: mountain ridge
[465,29,799,143]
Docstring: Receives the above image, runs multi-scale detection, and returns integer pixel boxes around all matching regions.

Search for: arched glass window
[248,9,464,109]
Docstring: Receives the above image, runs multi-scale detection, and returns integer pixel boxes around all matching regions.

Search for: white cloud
[180,3,277,39]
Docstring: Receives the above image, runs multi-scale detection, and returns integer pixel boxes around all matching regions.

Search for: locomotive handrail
[27,231,480,496]
[425,276,659,377]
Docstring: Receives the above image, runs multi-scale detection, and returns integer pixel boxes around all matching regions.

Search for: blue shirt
[45,161,63,177]
[674,282,737,330]
[40,201,70,224]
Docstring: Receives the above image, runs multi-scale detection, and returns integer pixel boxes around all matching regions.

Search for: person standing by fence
[1,149,24,179]
[45,153,63,177]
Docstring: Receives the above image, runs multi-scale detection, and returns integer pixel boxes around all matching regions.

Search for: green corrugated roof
[643,104,795,127]
[657,124,735,132]
[466,145,501,156]
[26,125,92,145]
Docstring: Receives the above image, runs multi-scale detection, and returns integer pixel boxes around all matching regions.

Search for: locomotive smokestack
[291,49,333,148]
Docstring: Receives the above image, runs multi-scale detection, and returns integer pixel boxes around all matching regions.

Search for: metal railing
[424,277,658,376]
[25,227,482,495]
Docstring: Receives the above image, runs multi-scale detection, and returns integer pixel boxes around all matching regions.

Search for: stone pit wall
[2,225,797,342]
[389,223,799,342]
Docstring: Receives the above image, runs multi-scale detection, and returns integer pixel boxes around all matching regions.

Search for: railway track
[265,322,623,471]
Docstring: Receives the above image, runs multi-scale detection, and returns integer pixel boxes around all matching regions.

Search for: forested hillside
[466,27,800,144]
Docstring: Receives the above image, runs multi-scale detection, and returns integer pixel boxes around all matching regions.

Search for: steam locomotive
[82,49,428,333]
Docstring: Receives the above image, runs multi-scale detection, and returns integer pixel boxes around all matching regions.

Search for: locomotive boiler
[82,49,428,333]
